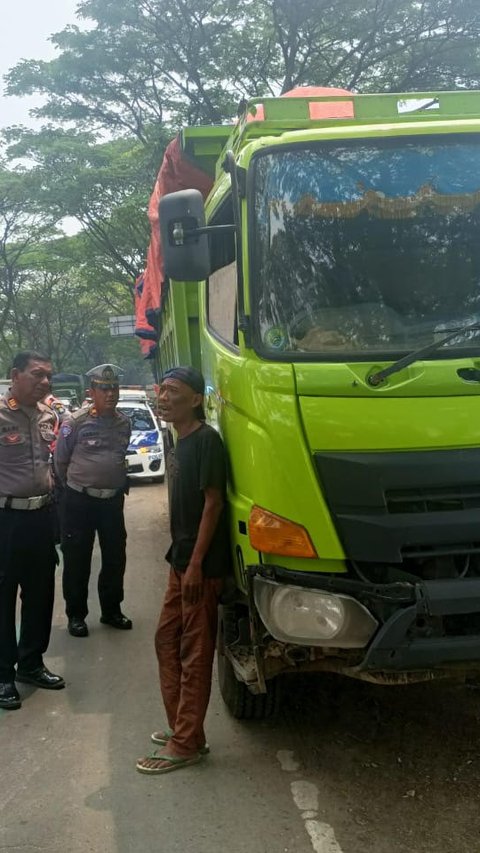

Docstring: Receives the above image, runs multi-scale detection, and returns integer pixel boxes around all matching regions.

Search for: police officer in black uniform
[54,364,132,637]
[0,351,65,710]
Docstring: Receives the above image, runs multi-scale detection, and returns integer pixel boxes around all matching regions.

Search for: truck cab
[157,90,480,717]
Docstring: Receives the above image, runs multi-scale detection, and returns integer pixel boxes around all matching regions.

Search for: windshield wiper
[368,323,480,387]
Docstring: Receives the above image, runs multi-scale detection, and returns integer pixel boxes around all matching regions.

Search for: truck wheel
[217,605,281,720]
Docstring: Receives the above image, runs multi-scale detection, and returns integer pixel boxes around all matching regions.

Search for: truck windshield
[252,137,480,358]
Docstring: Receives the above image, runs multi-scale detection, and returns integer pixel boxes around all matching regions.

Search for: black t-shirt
[165,423,230,578]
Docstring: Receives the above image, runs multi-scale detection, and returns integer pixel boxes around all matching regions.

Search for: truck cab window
[207,197,238,346]
[253,138,480,359]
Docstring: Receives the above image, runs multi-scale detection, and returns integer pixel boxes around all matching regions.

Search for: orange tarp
[135,136,213,355]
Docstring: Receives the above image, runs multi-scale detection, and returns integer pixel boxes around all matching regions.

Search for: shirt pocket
[0,432,29,464]
[81,437,102,448]
[79,430,103,449]
[0,432,25,447]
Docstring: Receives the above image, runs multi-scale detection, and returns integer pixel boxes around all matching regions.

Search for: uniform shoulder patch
[6,397,19,411]
[60,423,73,437]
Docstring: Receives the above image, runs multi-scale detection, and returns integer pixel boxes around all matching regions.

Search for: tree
[0,237,147,379]
[0,165,59,341]
[5,0,480,138]
[2,129,168,287]
[2,0,480,378]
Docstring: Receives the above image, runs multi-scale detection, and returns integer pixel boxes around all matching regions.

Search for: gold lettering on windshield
[287,185,480,220]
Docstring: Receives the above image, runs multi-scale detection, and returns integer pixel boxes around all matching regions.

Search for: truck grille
[314,448,480,564]
[386,485,480,514]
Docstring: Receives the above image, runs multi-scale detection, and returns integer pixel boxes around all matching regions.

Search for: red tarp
[135,135,213,356]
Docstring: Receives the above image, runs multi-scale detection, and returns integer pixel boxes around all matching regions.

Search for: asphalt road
[1,483,480,853]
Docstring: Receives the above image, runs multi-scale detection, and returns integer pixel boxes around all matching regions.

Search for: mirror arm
[171,222,235,245]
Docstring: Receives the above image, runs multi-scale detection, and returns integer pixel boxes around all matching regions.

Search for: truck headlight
[254,577,378,648]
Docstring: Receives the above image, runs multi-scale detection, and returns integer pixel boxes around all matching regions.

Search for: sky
[0,0,81,129]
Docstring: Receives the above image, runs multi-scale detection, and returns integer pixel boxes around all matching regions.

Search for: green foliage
[5,0,480,136]
[0,230,144,377]
[2,128,167,283]
[1,0,480,377]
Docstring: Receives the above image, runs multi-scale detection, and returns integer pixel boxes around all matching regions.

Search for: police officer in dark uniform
[54,364,132,637]
[0,351,65,711]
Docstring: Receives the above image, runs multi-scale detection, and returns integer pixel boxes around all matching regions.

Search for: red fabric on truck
[135,136,213,350]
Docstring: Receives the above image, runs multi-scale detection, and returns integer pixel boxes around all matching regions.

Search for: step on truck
[155,88,480,718]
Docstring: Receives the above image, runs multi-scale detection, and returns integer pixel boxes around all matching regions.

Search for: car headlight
[254,577,378,648]
[138,444,163,454]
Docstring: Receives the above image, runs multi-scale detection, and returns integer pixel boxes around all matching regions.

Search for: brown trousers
[155,568,222,756]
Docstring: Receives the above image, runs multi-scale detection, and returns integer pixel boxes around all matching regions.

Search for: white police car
[117,393,165,482]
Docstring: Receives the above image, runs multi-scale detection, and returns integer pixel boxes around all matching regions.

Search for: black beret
[162,366,205,395]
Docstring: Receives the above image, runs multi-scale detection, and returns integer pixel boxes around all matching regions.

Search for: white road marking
[276,751,344,853]
[276,749,300,772]
[291,780,319,812]
[305,819,344,853]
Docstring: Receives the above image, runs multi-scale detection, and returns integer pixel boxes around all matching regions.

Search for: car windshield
[252,137,480,358]
[119,406,155,431]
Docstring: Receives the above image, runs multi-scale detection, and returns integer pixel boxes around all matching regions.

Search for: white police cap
[86,363,123,388]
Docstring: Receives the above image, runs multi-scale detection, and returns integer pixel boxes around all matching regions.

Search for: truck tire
[217,605,281,720]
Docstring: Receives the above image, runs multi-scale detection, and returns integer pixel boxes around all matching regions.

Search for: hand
[182,560,203,605]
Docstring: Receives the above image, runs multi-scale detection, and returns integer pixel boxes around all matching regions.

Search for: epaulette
[70,406,93,423]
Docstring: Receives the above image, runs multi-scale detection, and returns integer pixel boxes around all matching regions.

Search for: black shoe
[68,617,89,638]
[16,666,65,690]
[0,682,21,710]
[100,612,132,630]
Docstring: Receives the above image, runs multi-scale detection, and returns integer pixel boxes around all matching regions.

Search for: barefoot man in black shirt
[136,366,230,775]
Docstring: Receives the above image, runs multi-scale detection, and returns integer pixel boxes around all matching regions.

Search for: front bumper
[126,449,165,479]
[360,577,480,671]
[252,565,480,673]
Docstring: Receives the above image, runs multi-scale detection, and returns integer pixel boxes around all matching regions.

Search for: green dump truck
[157,89,480,718]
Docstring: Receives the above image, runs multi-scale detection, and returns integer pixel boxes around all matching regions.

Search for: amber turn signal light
[248,506,317,558]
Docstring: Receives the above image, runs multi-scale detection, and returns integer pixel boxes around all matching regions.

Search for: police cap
[86,363,123,390]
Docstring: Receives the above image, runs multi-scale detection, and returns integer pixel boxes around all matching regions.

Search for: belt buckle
[29,495,49,510]
[13,497,28,510]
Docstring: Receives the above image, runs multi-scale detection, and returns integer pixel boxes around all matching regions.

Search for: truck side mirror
[159,190,211,281]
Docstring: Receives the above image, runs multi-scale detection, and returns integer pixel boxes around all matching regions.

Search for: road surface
[1,483,480,853]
